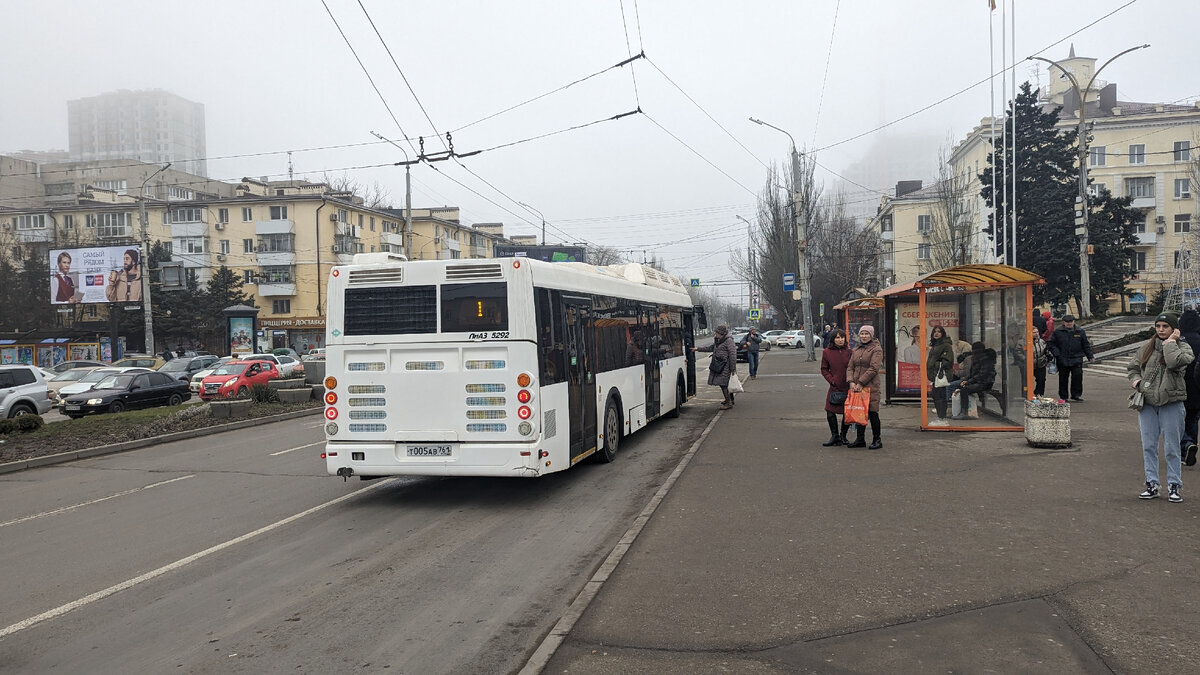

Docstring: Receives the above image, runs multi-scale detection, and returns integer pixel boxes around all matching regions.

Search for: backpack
[1033,334,1048,369]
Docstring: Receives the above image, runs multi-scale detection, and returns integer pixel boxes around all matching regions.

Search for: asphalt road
[0,401,710,673]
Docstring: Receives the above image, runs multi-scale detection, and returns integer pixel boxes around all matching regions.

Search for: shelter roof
[878,264,1043,296]
[833,297,885,310]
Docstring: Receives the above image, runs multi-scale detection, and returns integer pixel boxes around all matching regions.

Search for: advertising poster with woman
[895,302,959,395]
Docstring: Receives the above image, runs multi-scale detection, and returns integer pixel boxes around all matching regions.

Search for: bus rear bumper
[324,440,546,478]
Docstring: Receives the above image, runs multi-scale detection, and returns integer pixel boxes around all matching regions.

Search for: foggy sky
[1,0,1194,301]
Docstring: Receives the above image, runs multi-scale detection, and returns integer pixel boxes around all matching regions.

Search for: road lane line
[0,478,396,640]
[269,441,324,456]
[0,476,196,529]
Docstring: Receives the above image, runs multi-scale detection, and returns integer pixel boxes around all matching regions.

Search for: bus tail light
[517,389,531,403]
[517,372,531,387]
[517,406,532,420]
[325,391,338,405]
[325,407,338,420]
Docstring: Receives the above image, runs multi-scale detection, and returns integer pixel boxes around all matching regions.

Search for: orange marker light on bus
[517,389,531,403]
[325,391,338,405]
[516,373,531,387]
[324,376,337,389]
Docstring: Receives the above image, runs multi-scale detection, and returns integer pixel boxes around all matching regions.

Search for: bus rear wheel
[665,379,684,418]
[597,398,621,463]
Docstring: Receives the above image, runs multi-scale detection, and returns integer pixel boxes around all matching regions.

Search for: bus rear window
[442,282,508,333]
[344,286,436,335]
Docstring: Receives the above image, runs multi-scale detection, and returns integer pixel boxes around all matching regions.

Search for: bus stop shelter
[877,264,1044,432]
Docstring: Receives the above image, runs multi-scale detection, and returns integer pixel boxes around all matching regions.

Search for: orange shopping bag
[844,388,870,426]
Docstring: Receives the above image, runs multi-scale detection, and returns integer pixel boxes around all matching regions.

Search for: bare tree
[919,144,975,273]
[808,193,882,312]
[588,244,630,266]
[729,163,805,327]
[321,172,393,209]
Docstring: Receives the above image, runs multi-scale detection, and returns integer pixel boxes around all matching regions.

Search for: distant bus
[321,255,704,478]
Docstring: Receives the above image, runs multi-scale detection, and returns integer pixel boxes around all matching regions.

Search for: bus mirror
[693,305,708,330]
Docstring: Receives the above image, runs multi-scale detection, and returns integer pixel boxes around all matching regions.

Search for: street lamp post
[372,131,415,257]
[138,162,170,355]
[750,117,816,361]
[1029,45,1148,319]
[736,215,756,323]
[518,202,547,246]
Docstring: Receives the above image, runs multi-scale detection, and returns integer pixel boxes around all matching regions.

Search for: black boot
[821,435,842,447]
[845,432,866,448]
[839,425,850,446]
[869,437,883,450]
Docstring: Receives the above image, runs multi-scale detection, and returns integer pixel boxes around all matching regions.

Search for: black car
[62,371,191,418]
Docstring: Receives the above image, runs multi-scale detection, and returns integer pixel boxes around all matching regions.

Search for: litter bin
[1025,399,1071,448]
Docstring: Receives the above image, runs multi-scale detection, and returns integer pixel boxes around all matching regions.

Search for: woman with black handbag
[819,329,852,445]
[693,324,739,410]
[926,325,955,426]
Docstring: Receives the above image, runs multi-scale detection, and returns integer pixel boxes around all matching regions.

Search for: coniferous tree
[1087,189,1142,314]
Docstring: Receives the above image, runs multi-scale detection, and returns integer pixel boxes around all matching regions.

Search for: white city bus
[321,255,705,478]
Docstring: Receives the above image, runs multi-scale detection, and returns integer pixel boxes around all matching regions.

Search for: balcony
[15,228,52,243]
[171,222,206,238]
[881,257,895,270]
[1133,231,1157,246]
[381,231,404,248]
[257,282,297,297]
[173,251,210,269]
[255,219,295,235]
[880,230,894,241]
[1131,197,1156,209]
[257,251,297,266]
[469,244,487,258]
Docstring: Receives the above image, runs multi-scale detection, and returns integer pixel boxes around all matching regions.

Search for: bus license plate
[407,444,452,457]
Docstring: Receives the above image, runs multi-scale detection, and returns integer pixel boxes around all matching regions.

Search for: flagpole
[1010,0,1018,268]
[989,0,998,263]
[1001,0,1009,266]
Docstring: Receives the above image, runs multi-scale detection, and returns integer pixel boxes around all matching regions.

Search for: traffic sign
[690,278,700,287]
[819,302,825,317]
[783,273,795,292]
[748,308,761,320]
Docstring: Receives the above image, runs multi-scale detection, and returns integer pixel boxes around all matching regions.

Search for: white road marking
[0,476,195,529]
[269,440,324,456]
[0,478,396,639]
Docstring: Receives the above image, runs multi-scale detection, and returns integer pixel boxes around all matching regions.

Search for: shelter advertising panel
[49,246,144,305]
[230,317,254,355]
[895,301,959,396]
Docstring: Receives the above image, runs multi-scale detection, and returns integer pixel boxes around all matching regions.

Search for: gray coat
[1127,338,1194,407]
[698,334,738,387]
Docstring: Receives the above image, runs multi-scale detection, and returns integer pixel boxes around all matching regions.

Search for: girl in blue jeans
[1127,312,1194,503]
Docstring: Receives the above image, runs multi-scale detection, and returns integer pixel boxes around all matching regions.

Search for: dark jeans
[746,351,760,377]
[931,385,948,419]
[1057,363,1084,399]
[1033,366,1047,397]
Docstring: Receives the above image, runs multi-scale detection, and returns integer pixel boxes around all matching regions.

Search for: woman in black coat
[694,325,739,409]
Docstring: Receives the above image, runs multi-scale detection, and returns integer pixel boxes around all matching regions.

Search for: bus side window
[536,288,566,385]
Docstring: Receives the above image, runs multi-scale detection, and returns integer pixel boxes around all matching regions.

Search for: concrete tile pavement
[536,349,1200,674]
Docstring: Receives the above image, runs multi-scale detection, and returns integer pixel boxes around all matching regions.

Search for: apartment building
[68,89,208,176]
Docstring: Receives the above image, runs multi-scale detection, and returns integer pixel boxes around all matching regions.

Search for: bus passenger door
[564,301,597,460]
[683,311,697,396]
[642,306,661,418]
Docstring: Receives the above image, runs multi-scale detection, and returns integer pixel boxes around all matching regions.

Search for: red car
[199,359,279,400]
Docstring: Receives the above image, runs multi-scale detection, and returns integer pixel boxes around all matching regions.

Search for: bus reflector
[324,376,338,389]
[518,405,532,420]
[513,260,521,269]
[325,408,338,420]
[516,373,531,387]
[325,392,338,405]
[517,389,531,403]
[331,268,340,277]
[325,422,338,435]
[518,422,533,435]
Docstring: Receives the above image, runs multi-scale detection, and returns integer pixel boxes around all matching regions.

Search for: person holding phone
[1128,312,1194,503]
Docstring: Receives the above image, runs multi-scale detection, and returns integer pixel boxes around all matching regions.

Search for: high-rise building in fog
[68,89,207,176]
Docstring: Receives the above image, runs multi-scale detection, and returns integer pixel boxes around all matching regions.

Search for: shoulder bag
[828,390,848,406]
[934,364,950,388]
[708,354,727,374]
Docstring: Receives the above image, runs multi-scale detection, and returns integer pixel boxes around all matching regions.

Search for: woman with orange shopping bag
[846,325,884,449]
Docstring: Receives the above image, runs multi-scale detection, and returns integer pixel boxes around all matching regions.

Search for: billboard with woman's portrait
[49,246,143,305]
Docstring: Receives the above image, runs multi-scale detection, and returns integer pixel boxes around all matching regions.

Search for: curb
[0,407,323,475]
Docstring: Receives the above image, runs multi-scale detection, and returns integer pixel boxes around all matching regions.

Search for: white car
[56,367,151,406]
[776,331,823,348]
[274,355,303,377]
[761,330,788,345]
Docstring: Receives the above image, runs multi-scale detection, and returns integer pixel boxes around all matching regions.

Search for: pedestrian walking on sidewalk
[926,325,955,425]
[846,325,884,449]
[1048,314,1094,401]
[743,327,763,379]
[1128,312,1194,502]
[1178,308,1200,467]
[820,328,852,445]
[694,325,739,410]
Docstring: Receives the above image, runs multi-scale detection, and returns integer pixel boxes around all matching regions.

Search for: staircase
[1071,316,1149,379]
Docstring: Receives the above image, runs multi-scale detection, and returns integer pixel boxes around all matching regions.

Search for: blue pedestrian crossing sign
[782,273,795,292]
[689,278,700,287]
[748,308,761,320]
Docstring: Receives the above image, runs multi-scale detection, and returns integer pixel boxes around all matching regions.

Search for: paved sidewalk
[539,350,1199,674]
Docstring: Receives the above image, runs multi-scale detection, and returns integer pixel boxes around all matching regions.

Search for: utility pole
[751,117,816,360]
[138,162,170,355]
[372,132,415,257]
[518,202,547,246]
[1030,45,1148,319]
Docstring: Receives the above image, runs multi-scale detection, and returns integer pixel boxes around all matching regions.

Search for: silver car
[0,365,55,417]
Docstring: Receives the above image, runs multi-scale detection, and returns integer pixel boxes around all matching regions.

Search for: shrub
[0,418,15,435]
[16,414,44,432]
[250,384,278,403]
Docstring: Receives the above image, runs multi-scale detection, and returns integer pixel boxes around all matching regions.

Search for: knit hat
[715,324,729,335]
[1156,312,1180,330]
[971,341,986,352]
[859,325,875,338]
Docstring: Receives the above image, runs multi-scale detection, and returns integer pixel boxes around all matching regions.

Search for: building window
[276,189,285,196]
[272,300,291,314]
[15,214,47,230]
[12,247,23,260]
[177,237,205,254]
[880,215,893,232]
[269,205,288,220]
[257,233,295,252]
[260,266,294,283]
[170,207,202,223]
[1126,177,1154,199]
[917,214,931,232]
[63,214,74,229]
[167,186,194,200]
[1128,144,1145,164]
[1175,141,1191,162]
[1175,179,1191,199]
[217,208,229,223]
[917,243,931,260]
[97,212,131,238]
[1176,214,1192,233]
[1130,251,1146,272]
[243,238,254,253]
[1087,182,1107,198]
[370,217,375,231]
[93,179,127,194]
[243,270,256,284]
[219,240,230,255]
[1133,218,1146,234]
[1088,146,1106,166]
[337,208,348,223]
[242,207,253,222]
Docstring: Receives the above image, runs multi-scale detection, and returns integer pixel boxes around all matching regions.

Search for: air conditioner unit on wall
[1156,216,1166,223]
[330,213,339,222]
[216,254,226,262]
[215,222,225,230]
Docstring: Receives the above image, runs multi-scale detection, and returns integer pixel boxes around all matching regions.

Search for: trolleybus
[321,255,704,478]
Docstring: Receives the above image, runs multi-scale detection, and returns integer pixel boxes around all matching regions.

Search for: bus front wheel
[597,398,621,463]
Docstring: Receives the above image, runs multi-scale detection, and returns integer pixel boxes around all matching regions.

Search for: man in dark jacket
[1047,314,1094,401]
[1181,308,1200,466]
[742,327,763,379]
